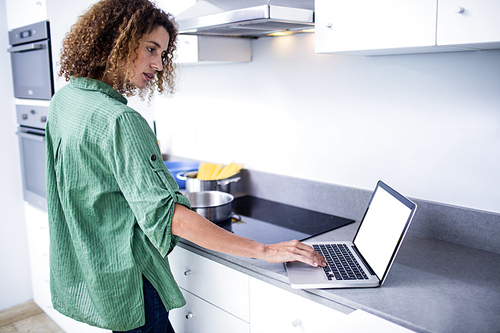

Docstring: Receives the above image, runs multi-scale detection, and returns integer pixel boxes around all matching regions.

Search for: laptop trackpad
[286,262,326,284]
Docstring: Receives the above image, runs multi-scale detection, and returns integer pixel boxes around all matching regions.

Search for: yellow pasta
[196,162,243,180]
[212,164,223,180]
[197,162,207,180]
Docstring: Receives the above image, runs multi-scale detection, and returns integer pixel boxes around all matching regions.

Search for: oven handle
[8,43,44,53]
[16,130,46,142]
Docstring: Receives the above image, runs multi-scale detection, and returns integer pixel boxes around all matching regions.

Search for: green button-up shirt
[46,77,190,331]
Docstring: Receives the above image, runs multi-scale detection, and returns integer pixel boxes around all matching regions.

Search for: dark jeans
[114,276,175,333]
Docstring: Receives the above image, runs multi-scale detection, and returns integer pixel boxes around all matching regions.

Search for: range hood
[175,0,314,38]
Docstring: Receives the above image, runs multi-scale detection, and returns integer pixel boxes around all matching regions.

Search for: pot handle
[217,177,241,186]
[176,170,198,180]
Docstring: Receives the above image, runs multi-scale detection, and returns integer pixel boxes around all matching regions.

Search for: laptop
[285,180,417,289]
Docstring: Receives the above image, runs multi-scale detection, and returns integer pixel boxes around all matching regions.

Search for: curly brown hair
[58,0,178,99]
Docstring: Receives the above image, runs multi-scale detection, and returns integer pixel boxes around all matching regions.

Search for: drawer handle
[292,319,302,327]
[186,312,194,319]
[184,269,192,276]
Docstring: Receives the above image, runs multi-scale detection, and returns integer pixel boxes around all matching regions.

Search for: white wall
[156,33,500,214]
[0,0,33,310]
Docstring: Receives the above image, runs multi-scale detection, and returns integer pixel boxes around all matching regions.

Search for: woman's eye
[147,47,155,53]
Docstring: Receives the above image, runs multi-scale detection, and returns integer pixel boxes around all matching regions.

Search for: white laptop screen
[353,185,413,279]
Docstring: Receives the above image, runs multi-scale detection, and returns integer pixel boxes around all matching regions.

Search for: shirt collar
[70,77,128,105]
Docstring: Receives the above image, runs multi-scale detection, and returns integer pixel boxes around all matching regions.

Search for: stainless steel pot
[177,171,240,193]
[184,191,234,223]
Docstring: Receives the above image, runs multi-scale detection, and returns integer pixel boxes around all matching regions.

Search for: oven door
[8,39,53,100]
[16,129,47,211]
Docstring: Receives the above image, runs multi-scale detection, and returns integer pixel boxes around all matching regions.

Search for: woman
[46,0,326,332]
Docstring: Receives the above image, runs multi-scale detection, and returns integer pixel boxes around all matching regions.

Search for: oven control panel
[9,20,49,45]
[16,104,48,130]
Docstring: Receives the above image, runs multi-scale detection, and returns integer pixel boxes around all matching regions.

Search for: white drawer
[169,246,250,322]
[249,277,347,333]
[170,288,250,333]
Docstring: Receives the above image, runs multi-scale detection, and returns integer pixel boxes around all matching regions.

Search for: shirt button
[150,154,157,161]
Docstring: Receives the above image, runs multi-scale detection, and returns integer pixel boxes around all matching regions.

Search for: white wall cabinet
[5,0,47,30]
[315,0,439,55]
[436,0,500,50]
[315,0,500,55]
[176,35,252,64]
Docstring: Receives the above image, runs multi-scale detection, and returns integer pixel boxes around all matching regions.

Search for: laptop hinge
[352,245,376,276]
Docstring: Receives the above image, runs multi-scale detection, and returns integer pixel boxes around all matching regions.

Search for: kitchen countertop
[176,218,500,333]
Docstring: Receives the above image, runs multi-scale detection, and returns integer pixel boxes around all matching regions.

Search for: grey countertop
[176,218,500,333]
[166,164,500,332]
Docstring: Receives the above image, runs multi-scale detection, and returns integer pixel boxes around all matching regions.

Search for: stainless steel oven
[16,104,48,211]
[8,21,53,100]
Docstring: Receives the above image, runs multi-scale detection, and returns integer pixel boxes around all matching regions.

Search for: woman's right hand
[172,204,326,267]
[262,240,327,267]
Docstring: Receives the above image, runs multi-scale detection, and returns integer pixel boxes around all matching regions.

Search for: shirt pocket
[148,154,178,198]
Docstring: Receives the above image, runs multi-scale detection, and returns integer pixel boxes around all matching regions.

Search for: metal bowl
[184,191,234,223]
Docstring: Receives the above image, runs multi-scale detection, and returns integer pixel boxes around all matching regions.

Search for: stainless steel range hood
[175,0,314,38]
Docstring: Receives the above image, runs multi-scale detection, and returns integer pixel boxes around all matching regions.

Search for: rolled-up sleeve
[110,110,190,257]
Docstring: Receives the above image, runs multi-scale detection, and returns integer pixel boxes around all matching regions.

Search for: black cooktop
[220,195,354,244]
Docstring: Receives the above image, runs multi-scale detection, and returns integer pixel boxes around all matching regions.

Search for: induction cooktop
[218,195,354,244]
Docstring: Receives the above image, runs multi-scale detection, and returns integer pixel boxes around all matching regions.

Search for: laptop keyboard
[313,244,368,281]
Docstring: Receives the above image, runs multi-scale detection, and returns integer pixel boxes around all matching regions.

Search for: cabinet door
[24,204,110,333]
[156,0,198,63]
[249,277,346,333]
[170,288,250,333]
[437,0,500,49]
[169,247,250,322]
[24,203,51,311]
[315,0,438,55]
[175,35,252,64]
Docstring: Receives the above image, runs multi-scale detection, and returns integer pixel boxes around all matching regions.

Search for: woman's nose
[152,56,163,71]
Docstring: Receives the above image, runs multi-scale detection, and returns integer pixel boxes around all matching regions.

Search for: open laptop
[285,180,417,289]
